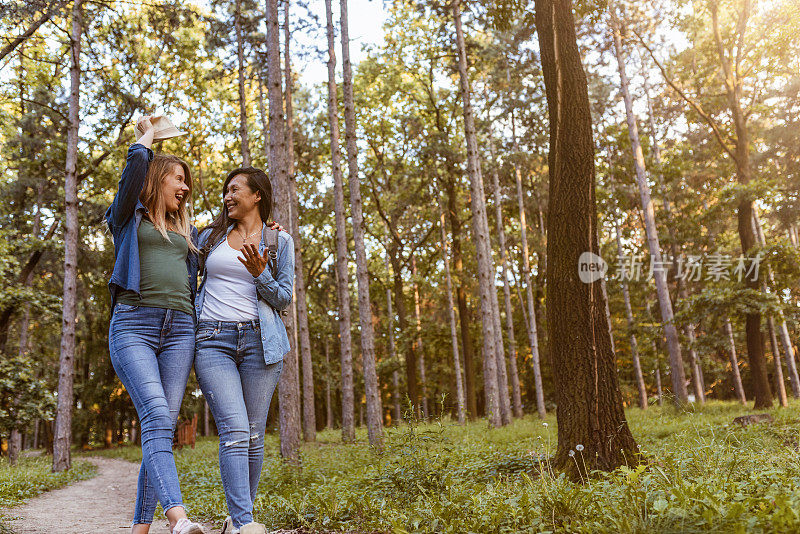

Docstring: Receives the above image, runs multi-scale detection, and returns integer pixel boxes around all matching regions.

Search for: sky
[295,0,387,86]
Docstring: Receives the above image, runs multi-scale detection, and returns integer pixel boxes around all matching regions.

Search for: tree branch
[633,28,737,161]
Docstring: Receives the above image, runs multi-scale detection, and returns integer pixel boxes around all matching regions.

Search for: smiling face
[224,174,261,220]
[161,163,190,213]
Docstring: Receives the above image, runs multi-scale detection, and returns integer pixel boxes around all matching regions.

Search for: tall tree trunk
[712,1,772,408]
[283,0,316,442]
[510,110,545,418]
[611,12,687,404]
[444,174,477,418]
[534,0,639,475]
[389,242,418,412]
[724,318,748,405]
[324,0,355,442]
[451,0,500,427]
[52,0,82,473]
[752,210,800,397]
[383,235,402,424]
[614,217,648,409]
[642,75,705,403]
[234,0,250,166]
[339,0,383,447]
[655,362,663,407]
[489,140,523,418]
[767,317,788,407]
[265,0,301,461]
[411,257,429,420]
[487,245,511,425]
[436,187,466,424]
[325,337,333,429]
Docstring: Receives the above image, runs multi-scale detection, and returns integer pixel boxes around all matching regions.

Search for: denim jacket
[195,224,295,365]
[105,144,199,313]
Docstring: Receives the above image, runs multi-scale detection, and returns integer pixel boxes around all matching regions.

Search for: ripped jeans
[194,320,283,528]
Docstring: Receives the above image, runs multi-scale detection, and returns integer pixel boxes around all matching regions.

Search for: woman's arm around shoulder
[254,230,294,311]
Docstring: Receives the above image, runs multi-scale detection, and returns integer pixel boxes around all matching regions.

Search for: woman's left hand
[238,243,269,277]
[267,221,284,233]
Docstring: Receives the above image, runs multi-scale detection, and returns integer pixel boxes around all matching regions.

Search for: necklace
[237,226,261,244]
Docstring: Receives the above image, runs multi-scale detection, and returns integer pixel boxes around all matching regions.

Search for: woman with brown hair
[194,167,294,534]
[106,116,205,534]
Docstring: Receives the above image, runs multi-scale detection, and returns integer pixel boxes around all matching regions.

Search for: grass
[0,455,96,532]
[92,400,800,532]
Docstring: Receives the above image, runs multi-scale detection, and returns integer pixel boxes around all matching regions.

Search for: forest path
[5,456,218,534]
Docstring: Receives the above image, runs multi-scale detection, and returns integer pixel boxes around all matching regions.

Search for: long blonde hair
[139,154,198,253]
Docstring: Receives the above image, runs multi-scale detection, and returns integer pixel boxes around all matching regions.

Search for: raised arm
[106,117,155,229]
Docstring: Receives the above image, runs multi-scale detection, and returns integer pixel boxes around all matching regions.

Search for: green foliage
[0,356,55,434]
[95,401,800,532]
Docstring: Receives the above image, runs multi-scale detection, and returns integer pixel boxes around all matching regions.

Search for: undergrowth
[91,400,800,532]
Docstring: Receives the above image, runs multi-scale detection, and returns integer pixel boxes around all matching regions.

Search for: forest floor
[2,456,218,533]
[4,400,800,532]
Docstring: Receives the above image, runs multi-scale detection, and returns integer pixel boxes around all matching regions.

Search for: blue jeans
[194,320,283,528]
[109,304,195,524]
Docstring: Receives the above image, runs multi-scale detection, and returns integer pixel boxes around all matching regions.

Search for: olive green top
[117,219,193,314]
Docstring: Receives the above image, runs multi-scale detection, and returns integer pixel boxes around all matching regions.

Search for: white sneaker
[238,523,267,534]
[172,517,205,534]
[221,516,239,534]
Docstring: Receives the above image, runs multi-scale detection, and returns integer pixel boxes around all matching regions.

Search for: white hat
[134,115,187,141]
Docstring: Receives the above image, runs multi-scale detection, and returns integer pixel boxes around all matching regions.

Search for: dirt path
[4,456,218,534]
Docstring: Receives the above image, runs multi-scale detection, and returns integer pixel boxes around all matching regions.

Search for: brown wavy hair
[200,167,273,265]
[140,154,198,253]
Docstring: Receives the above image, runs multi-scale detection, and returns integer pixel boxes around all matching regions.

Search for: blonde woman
[106,116,205,534]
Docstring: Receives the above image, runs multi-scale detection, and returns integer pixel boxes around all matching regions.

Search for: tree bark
[767,317,788,407]
[534,0,639,475]
[411,256,429,420]
[234,0,251,166]
[389,241,418,412]
[611,11,687,404]
[489,140,523,419]
[724,318,748,405]
[752,210,800,398]
[436,188,466,424]
[324,0,355,442]
[265,0,301,462]
[614,217,648,409]
[282,0,315,442]
[339,0,384,447]
[444,173,477,418]
[383,235,402,424]
[52,0,82,473]
[324,337,334,429]
[452,0,500,427]
[510,110,545,418]
[641,75,704,403]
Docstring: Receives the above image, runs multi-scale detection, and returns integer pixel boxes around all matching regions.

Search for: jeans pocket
[196,327,217,343]
[115,303,140,313]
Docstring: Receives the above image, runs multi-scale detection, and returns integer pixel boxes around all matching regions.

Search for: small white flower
[576,444,584,452]
[543,422,549,427]
[569,450,575,457]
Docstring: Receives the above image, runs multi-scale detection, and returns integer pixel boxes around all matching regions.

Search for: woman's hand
[136,116,155,149]
[238,243,270,277]
[267,221,284,233]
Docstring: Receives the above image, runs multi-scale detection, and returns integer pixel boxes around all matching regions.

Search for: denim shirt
[105,144,199,313]
[195,224,295,365]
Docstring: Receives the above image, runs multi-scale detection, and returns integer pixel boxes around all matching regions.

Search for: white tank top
[200,238,259,321]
